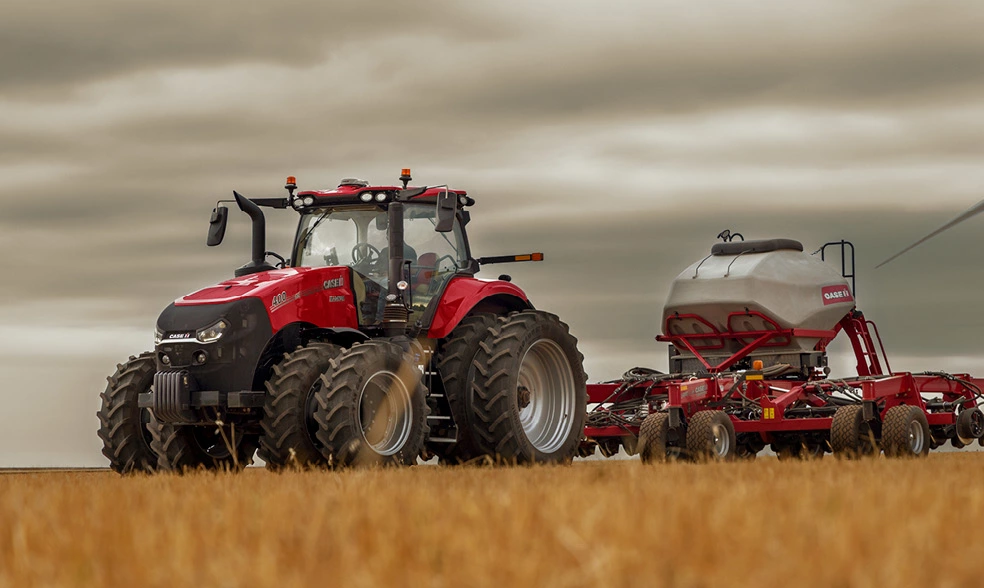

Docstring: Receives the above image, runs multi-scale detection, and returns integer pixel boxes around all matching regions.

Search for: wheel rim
[710,422,730,457]
[517,339,577,454]
[907,419,925,454]
[358,370,413,456]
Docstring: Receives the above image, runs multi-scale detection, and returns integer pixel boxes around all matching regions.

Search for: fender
[427,277,532,339]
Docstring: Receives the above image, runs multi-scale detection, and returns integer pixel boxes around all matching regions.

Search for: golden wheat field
[2,454,983,588]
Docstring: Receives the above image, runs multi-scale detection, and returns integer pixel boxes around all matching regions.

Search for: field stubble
[2,454,983,587]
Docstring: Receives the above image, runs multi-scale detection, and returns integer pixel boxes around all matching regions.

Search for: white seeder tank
[662,239,856,356]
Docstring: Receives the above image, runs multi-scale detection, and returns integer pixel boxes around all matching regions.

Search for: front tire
[313,341,429,467]
[150,414,258,473]
[97,352,159,474]
[467,311,587,464]
[258,342,341,470]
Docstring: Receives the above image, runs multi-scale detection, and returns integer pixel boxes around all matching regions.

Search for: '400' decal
[270,291,289,311]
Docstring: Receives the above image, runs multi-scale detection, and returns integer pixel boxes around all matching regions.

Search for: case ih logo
[680,382,709,401]
[167,333,192,340]
[323,278,344,290]
[821,285,854,306]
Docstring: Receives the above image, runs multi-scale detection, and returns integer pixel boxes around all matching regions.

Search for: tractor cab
[291,200,470,327]
[284,173,475,334]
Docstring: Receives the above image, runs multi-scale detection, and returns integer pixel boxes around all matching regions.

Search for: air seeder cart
[583,237,984,461]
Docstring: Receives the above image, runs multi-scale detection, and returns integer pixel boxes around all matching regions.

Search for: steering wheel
[351,243,381,271]
[264,251,288,269]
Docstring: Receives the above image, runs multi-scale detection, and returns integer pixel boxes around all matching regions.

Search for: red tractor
[98,170,586,473]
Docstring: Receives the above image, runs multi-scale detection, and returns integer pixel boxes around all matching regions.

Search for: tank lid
[711,238,803,256]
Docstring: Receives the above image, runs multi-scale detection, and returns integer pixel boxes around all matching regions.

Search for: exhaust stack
[233,191,275,277]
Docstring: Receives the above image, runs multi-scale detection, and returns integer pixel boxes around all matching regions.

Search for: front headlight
[196,320,228,344]
[154,326,163,346]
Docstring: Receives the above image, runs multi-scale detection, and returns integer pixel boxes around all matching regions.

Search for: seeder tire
[432,313,496,464]
[97,352,159,474]
[882,405,930,458]
[956,408,984,445]
[830,405,876,458]
[150,414,258,473]
[467,311,587,464]
[258,342,341,470]
[639,413,682,464]
[313,341,428,467]
[685,410,736,462]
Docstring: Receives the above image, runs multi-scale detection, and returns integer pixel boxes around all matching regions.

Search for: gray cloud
[0,1,510,96]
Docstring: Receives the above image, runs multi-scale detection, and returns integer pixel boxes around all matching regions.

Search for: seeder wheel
[882,405,930,458]
[685,410,736,462]
[638,413,685,463]
[830,405,877,458]
[956,407,984,446]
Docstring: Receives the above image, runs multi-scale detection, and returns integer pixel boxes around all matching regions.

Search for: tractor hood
[174,266,359,332]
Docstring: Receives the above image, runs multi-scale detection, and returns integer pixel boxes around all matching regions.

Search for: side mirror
[207,206,229,246]
[435,190,456,233]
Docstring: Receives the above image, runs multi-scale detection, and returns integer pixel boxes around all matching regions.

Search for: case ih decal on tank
[98,170,587,473]
[583,234,984,461]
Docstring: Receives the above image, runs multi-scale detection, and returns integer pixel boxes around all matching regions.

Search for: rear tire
[432,313,496,464]
[97,352,159,474]
[150,414,258,472]
[467,311,587,464]
[685,410,736,462]
[882,405,930,458]
[258,342,341,470]
[313,341,429,467]
[830,405,876,458]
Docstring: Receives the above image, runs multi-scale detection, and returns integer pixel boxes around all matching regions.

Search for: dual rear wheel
[263,311,585,468]
[463,311,587,464]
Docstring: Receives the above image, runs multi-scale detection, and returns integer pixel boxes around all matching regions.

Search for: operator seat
[378,244,418,269]
[414,252,438,289]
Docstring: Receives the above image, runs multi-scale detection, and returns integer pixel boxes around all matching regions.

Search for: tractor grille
[153,370,196,423]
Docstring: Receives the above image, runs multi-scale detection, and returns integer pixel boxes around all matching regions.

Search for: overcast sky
[4,1,984,466]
